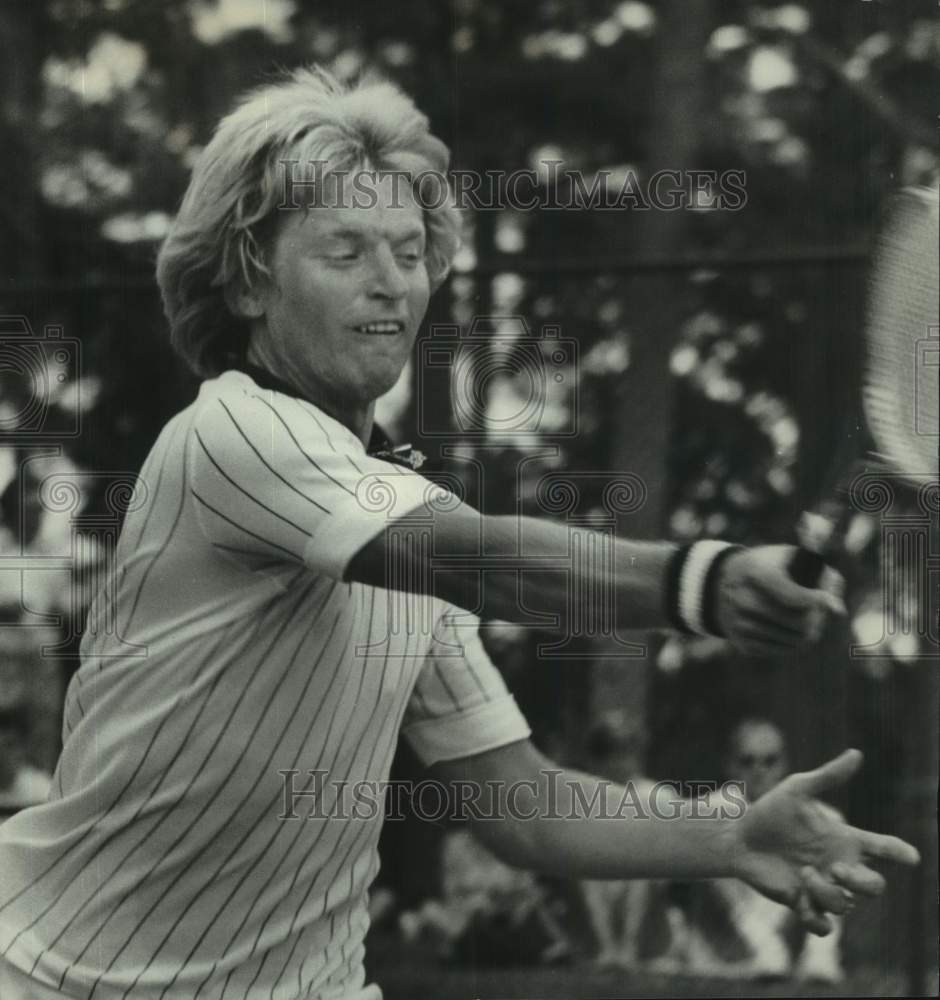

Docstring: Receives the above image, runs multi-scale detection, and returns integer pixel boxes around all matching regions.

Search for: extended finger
[830,861,886,897]
[736,594,829,641]
[795,884,832,937]
[801,866,851,915]
[750,568,847,618]
[819,566,846,602]
[749,566,825,613]
[787,749,864,796]
[851,828,921,866]
[736,606,809,643]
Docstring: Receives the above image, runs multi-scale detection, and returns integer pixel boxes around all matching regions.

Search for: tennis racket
[790,186,939,586]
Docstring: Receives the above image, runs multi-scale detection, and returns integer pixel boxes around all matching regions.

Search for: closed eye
[395,239,425,264]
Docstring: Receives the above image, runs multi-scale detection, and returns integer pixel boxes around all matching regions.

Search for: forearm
[349,492,844,656]
[442,741,920,936]
[435,512,676,632]
[475,766,739,881]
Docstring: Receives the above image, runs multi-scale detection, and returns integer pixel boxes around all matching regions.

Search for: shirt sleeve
[187,375,439,579]
[401,607,531,766]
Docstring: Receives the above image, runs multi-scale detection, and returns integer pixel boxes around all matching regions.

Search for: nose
[367,245,409,300]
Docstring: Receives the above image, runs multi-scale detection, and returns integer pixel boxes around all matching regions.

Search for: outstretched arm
[347,501,845,657]
[431,739,919,935]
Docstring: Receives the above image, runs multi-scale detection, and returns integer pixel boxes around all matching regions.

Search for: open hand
[728,749,919,934]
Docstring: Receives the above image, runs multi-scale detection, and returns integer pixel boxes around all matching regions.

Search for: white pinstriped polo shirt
[0,370,530,1000]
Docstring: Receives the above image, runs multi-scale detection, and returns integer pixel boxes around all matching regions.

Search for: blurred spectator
[0,706,51,819]
[0,616,64,776]
[398,827,571,966]
[579,713,668,970]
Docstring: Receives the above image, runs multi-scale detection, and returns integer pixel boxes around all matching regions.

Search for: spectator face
[728,721,788,802]
[247,171,430,413]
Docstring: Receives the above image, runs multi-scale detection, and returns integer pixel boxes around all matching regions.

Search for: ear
[224,281,265,320]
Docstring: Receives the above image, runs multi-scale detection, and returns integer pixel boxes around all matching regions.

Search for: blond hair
[156,66,461,376]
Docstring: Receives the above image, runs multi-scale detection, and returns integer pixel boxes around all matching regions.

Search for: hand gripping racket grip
[789,511,838,588]
[788,546,828,587]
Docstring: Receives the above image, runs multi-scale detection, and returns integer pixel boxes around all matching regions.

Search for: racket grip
[788,546,827,587]
[789,511,836,588]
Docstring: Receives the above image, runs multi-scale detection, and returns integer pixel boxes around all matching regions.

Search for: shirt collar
[233,362,425,470]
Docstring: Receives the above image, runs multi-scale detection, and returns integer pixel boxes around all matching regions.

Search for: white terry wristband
[678,540,738,637]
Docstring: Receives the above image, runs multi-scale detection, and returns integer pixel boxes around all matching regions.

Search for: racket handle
[788,546,827,587]
[789,512,836,588]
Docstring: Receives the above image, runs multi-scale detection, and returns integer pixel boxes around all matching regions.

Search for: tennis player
[0,68,918,999]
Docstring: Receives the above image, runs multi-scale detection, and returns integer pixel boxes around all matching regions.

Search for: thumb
[752,551,839,613]
[788,749,864,797]
[818,566,848,616]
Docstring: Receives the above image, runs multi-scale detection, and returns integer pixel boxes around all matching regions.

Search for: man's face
[728,722,788,802]
[250,171,430,412]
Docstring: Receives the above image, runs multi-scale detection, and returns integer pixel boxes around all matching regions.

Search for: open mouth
[354,321,405,335]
